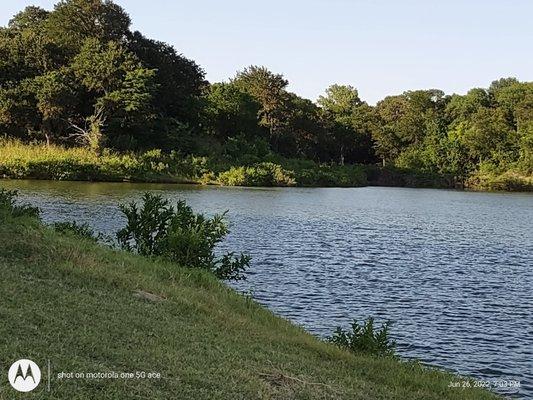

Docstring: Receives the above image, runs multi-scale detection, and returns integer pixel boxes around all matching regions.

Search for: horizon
[2,0,533,104]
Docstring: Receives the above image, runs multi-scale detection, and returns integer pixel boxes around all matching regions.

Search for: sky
[2,0,532,104]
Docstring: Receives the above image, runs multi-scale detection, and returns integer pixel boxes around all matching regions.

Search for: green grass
[0,212,498,399]
[0,140,369,188]
[0,140,205,183]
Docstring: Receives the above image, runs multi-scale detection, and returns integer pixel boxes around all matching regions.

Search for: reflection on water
[2,179,532,398]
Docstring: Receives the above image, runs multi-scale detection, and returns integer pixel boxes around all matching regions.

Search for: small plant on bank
[116,193,250,280]
[328,317,396,357]
[53,221,101,243]
[0,189,40,219]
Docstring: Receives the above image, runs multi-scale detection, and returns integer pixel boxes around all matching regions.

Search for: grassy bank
[0,199,498,399]
[2,140,531,191]
[0,140,367,187]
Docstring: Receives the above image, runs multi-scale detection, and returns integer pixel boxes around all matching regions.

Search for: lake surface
[2,180,532,398]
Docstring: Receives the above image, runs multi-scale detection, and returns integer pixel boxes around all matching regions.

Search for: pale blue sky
[2,0,532,104]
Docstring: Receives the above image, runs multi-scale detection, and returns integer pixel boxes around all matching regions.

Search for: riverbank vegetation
[0,139,370,186]
[0,0,531,191]
[116,192,251,281]
[0,192,498,399]
[329,318,397,358]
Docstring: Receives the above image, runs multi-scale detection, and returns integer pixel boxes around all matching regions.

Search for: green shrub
[116,193,250,280]
[328,317,396,357]
[0,189,40,219]
[53,221,100,242]
[217,166,247,186]
[467,170,533,191]
[218,162,295,187]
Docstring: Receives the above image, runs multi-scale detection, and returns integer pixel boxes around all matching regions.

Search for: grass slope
[0,214,497,399]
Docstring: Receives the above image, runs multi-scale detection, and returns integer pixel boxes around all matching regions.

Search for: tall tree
[204,82,261,140]
[318,85,376,164]
[233,66,289,149]
[127,31,206,125]
[44,0,131,54]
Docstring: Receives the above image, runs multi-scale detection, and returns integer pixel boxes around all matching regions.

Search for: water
[2,180,532,398]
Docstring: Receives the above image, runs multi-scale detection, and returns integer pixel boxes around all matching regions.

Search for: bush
[116,193,250,280]
[467,170,533,191]
[328,317,396,357]
[53,221,100,242]
[0,189,40,219]
[218,162,295,187]
[218,166,247,186]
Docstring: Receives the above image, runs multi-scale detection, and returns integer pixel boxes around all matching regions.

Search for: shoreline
[0,198,499,399]
[1,176,532,194]
[1,141,531,192]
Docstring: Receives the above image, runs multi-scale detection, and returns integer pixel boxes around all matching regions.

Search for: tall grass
[0,140,370,187]
[0,140,204,183]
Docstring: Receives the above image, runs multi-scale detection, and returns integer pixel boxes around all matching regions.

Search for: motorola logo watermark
[8,359,41,392]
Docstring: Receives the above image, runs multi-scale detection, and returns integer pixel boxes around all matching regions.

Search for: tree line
[1,0,532,184]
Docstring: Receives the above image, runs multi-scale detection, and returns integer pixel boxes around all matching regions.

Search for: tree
[446,88,490,123]
[44,0,131,54]
[374,90,446,166]
[127,31,206,124]
[318,85,376,164]
[456,107,517,166]
[0,80,40,139]
[8,6,49,31]
[374,95,410,165]
[33,68,79,145]
[318,85,362,123]
[233,66,289,149]
[282,93,324,159]
[0,11,59,82]
[72,38,136,94]
[515,87,533,172]
[71,38,156,150]
[491,81,533,127]
[204,82,261,140]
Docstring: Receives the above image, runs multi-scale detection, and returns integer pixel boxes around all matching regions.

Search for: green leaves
[33,68,78,120]
[328,317,396,357]
[44,0,131,53]
[117,193,251,281]
[0,0,202,149]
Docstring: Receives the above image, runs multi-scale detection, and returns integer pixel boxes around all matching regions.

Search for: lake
[2,180,532,398]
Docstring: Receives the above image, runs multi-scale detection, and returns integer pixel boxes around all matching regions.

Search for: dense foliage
[1,0,532,189]
[117,193,250,280]
[0,0,204,151]
[0,139,371,187]
[328,317,396,357]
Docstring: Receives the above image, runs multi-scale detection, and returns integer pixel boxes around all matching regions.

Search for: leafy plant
[217,162,295,187]
[0,189,40,219]
[116,193,250,280]
[53,221,100,242]
[328,317,396,357]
